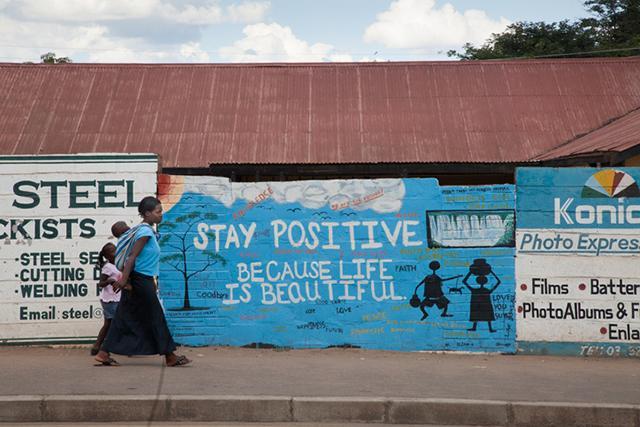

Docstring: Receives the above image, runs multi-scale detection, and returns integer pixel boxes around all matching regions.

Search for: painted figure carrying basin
[411,261,462,320]
[463,258,501,333]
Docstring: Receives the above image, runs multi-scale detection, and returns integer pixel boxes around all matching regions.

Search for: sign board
[516,167,640,357]
[0,154,158,345]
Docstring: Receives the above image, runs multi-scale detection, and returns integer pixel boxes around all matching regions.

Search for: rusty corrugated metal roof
[534,107,640,160]
[1,58,639,167]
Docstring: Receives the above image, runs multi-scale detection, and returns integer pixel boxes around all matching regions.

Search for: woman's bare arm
[113,237,149,290]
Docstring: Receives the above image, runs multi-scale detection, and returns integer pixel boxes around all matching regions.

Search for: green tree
[160,212,226,310]
[448,0,639,59]
[448,21,597,60]
[583,0,640,51]
[40,52,72,64]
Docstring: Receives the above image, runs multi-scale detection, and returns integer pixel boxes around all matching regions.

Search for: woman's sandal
[94,356,120,366]
[167,355,191,367]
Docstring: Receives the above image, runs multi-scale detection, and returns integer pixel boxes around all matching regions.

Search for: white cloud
[13,0,269,24]
[161,3,225,25]
[364,0,510,50]
[0,15,100,61]
[227,1,270,23]
[0,14,180,63]
[180,41,211,62]
[16,0,159,21]
[87,45,172,63]
[219,22,353,62]
[0,1,270,63]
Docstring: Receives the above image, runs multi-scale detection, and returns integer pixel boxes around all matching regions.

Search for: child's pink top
[99,262,122,303]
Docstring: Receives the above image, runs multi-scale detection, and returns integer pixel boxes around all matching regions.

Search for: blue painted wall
[158,175,515,352]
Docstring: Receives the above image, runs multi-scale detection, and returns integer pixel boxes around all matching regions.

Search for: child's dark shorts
[100,301,119,320]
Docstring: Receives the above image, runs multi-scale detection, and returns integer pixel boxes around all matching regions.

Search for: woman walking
[94,196,190,367]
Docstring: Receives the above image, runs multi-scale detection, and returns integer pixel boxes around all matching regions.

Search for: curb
[0,395,638,426]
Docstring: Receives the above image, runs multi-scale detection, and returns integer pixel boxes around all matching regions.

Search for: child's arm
[97,273,115,288]
[113,237,148,291]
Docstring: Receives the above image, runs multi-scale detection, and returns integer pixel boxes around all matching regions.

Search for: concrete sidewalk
[0,346,639,426]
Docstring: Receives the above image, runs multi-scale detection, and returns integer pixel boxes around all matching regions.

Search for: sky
[0,0,593,63]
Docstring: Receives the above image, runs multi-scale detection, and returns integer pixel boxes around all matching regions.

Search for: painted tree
[159,212,226,310]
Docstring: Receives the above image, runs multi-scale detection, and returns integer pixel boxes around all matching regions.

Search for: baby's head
[111,221,130,238]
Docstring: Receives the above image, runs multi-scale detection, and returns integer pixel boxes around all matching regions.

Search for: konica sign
[516,167,640,357]
[518,168,640,256]
[553,197,640,226]
[518,168,640,228]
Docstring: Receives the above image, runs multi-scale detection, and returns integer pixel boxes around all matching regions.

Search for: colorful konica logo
[582,169,640,198]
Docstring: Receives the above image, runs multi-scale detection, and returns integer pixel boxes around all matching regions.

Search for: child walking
[90,243,122,356]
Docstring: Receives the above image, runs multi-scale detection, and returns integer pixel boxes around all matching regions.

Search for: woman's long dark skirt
[102,271,177,355]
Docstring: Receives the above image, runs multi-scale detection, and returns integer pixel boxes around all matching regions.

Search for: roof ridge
[1,57,639,68]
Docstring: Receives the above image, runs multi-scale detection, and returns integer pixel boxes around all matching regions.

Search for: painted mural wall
[158,175,516,352]
[0,154,158,345]
[516,167,640,357]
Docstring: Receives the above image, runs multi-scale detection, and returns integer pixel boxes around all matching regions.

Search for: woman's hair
[97,242,116,269]
[138,196,161,217]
